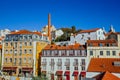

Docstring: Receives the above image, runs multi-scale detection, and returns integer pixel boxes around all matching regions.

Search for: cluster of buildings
[0,14,120,80]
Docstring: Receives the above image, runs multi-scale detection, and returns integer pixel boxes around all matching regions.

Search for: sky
[0,0,120,32]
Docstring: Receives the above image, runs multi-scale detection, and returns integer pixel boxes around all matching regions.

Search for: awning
[22,68,33,72]
[42,71,46,75]
[64,71,70,76]
[56,71,63,76]
[80,72,86,77]
[2,67,17,71]
[73,71,79,76]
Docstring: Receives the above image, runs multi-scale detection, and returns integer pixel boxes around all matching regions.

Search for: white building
[41,25,56,35]
[51,29,64,40]
[41,43,87,80]
[0,29,10,37]
[70,28,105,45]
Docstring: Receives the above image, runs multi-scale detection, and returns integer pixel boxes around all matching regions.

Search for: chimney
[48,13,51,41]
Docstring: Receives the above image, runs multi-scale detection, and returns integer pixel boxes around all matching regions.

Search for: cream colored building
[2,30,48,77]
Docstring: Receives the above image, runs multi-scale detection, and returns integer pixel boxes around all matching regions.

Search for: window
[28,58,31,63]
[99,43,103,47]
[81,59,85,65]
[66,66,70,70]
[5,58,7,63]
[100,51,103,56]
[19,42,22,48]
[24,36,27,40]
[20,50,22,55]
[14,50,17,55]
[106,51,110,56]
[20,36,23,40]
[82,35,84,39]
[14,58,17,65]
[106,43,110,47]
[5,42,8,46]
[15,42,17,48]
[29,35,32,39]
[29,49,32,54]
[24,42,27,46]
[24,58,26,63]
[51,65,54,71]
[90,51,93,56]
[54,50,58,56]
[10,58,12,62]
[10,49,12,54]
[89,43,93,46]
[74,66,78,70]
[112,43,116,46]
[82,66,85,71]
[19,58,22,65]
[10,42,13,46]
[29,42,32,46]
[24,49,27,54]
[88,37,90,40]
[69,50,74,56]
[43,66,46,70]
[5,50,8,54]
[73,59,78,66]
[112,51,116,56]
[77,50,81,56]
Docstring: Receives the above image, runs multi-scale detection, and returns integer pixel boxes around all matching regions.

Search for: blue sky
[0,0,120,32]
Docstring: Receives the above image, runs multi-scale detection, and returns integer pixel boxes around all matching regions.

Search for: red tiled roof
[0,45,2,49]
[79,28,100,33]
[10,30,47,36]
[44,43,86,50]
[93,71,120,80]
[11,30,33,34]
[87,39,117,43]
[87,58,120,73]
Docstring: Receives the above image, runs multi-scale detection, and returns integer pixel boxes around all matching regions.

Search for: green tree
[71,26,76,33]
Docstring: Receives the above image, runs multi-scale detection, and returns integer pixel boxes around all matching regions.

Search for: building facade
[2,30,48,77]
[41,43,87,80]
[70,28,105,45]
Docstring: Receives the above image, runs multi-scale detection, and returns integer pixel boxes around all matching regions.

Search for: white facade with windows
[70,28,105,45]
[41,44,87,80]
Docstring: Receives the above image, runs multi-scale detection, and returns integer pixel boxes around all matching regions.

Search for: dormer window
[99,43,103,47]
[89,43,93,46]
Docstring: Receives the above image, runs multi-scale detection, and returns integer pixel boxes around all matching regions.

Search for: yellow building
[2,30,48,77]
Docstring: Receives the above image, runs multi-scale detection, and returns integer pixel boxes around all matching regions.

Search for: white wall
[41,57,87,80]
[70,29,105,45]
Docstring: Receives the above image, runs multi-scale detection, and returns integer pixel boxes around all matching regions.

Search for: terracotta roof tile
[79,28,100,33]
[87,58,120,73]
[10,30,47,36]
[93,71,120,80]
[87,39,117,44]
[44,43,86,50]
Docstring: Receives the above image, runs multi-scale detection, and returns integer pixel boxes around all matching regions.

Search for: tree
[71,26,76,33]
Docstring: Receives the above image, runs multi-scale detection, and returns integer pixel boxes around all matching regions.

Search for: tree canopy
[54,26,82,42]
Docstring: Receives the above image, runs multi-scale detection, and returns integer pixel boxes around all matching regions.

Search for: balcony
[57,62,62,66]
[64,62,70,66]
[73,62,78,66]
[42,61,47,66]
